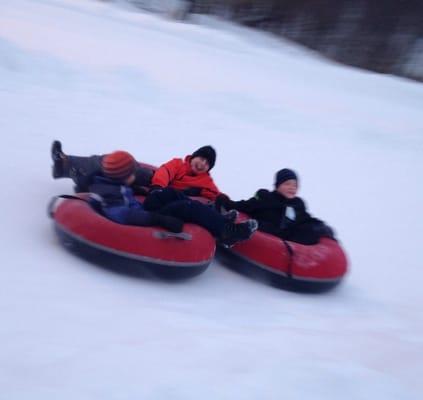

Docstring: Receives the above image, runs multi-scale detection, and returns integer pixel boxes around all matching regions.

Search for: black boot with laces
[219,219,258,248]
[222,209,239,223]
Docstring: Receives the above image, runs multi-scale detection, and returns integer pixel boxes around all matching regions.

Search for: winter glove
[148,185,164,194]
[144,187,184,212]
[143,188,164,211]
[214,194,232,213]
[182,187,202,197]
[131,184,149,195]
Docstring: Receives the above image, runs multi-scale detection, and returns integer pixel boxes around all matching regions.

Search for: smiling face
[190,156,210,174]
[276,179,298,199]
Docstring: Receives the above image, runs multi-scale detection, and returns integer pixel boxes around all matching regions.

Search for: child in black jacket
[215,169,335,245]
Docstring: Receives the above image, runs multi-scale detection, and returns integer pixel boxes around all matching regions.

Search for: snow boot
[222,209,239,223]
[219,219,258,248]
[51,140,69,178]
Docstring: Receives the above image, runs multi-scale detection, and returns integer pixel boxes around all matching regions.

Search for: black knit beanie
[191,145,216,170]
[275,168,298,188]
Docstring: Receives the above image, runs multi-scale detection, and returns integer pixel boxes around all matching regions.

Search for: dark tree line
[188,0,423,81]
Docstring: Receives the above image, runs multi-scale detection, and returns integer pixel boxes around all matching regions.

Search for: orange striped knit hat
[101,151,136,181]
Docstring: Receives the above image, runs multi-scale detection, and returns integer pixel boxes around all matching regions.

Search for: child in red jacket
[51,141,221,200]
[149,145,221,201]
[144,146,257,247]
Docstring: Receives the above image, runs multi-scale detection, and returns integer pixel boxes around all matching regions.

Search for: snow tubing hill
[49,195,215,280]
[217,216,348,292]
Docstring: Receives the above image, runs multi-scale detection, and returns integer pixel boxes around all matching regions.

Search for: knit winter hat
[191,145,216,170]
[275,168,298,188]
[102,151,136,180]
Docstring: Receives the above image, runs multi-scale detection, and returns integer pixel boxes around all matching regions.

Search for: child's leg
[51,139,102,182]
[103,205,183,233]
[62,155,152,192]
[125,208,183,233]
[159,200,257,246]
[67,155,103,191]
[159,200,225,237]
[143,187,188,211]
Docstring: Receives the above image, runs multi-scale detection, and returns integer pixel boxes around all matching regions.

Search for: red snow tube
[49,195,215,280]
[217,216,348,292]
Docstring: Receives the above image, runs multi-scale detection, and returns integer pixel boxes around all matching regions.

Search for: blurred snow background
[0,1,422,399]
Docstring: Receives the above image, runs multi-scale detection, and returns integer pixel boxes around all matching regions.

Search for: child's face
[190,156,210,175]
[277,179,298,199]
[125,173,136,185]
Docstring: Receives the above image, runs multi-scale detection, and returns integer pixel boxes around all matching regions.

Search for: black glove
[131,184,149,195]
[183,187,202,197]
[214,194,232,213]
[149,185,164,194]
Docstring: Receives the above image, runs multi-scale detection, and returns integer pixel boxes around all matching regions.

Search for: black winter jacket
[220,189,332,245]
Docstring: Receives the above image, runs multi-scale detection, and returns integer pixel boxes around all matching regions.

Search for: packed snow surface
[1,1,422,399]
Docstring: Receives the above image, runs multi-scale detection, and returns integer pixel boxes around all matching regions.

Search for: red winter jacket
[151,156,221,200]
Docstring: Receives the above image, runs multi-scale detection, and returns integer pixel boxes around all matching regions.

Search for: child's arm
[199,183,220,201]
[151,158,183,189]
[230,197,261,213]
[215,191,264,214]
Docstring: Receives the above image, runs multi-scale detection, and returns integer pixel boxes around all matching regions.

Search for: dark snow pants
[64,155,153,192]
[143,188,225,237]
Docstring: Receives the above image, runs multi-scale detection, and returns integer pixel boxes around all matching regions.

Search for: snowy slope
[1,1,422,399]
